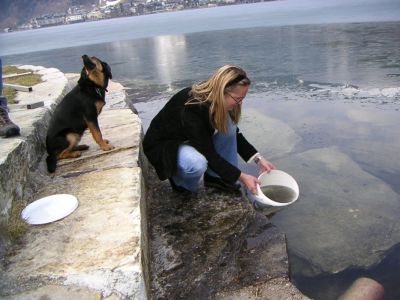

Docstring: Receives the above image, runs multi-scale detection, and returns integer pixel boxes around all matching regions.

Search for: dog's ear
[102,62,112,80]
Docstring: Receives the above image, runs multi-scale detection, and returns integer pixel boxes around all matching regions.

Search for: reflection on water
[3,22,400,91]
[1,15,400,300]
[133,79,400,300]
[244,95,400,299]
[153,35,187,84]
[1,0,399,57]
[135,82,400,299]
[113,22,400,300]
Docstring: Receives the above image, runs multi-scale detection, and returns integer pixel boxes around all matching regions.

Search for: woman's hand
[256,156,276,174]
[239,172,260,195]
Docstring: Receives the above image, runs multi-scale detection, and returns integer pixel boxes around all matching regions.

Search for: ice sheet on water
[253,76,400,105]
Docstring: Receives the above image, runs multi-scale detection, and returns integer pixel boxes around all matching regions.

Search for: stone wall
[0,69,150,299]
[0,67,70,225]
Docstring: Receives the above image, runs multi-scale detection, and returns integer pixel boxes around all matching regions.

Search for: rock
[271,146,400,276]
[240,108,301,160]
[147,166,306,299]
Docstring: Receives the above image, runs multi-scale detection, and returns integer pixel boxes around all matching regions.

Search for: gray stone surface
[0,71,147,299]
[1,285,104,300]
[240,108,301,160]
[214,278,309,300]
[0,66,69,225]
[146,166,307,299]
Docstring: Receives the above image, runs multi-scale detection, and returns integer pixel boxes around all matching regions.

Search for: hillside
[0,0,98,30]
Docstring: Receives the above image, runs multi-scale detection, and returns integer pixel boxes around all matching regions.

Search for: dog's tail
[46,153,58,173]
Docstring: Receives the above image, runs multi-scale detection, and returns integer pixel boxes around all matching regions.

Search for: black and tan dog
[46,55,114,173]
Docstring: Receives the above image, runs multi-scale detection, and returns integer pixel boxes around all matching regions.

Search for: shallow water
[131,23,400,299]
[1,1,400,298]
[260,185,296,203]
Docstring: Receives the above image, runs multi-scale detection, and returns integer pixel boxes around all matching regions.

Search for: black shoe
[0,103,20,138]
[169,178,192,194]
[204,173,241,193]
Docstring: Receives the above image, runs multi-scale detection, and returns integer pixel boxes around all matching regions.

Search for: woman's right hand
[239,172,260,195]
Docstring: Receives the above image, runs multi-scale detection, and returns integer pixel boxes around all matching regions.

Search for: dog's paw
[101,143,114,151]
[71,151,82,158]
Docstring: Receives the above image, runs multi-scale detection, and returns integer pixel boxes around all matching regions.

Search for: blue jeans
[0,58,3,93]
[0,58,7,106]
[172,118,238,192]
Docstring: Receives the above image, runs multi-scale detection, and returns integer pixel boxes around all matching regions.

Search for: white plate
[21,194,79,225]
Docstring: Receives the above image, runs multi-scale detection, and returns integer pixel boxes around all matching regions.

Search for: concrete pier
[0,66,308,299]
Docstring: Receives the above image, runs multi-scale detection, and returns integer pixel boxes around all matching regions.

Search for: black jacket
[143,87,257,183]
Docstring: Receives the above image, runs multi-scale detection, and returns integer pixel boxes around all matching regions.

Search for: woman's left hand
[257,157,276,174]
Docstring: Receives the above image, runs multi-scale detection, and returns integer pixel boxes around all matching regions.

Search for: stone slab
[214,278,309,300]
[14,66,68,108]
[240,108,301,160]
[0,67,69,224]
[56,109,141,173]
[0,68,148,299]
[146,165,307,299]
[1,285,104,300]
[271,146,400,276]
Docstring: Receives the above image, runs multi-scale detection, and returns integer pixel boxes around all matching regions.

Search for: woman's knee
[177,145,208,176]
[191,155,207,175]
[181,153,207,176]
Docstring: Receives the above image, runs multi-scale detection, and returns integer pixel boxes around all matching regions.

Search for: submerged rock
[270,146,400,276]
[240,108,301,160]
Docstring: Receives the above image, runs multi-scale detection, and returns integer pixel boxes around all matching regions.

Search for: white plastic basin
[249,169,299,211]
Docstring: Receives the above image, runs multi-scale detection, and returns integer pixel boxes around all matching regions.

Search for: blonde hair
[189,65,250,133]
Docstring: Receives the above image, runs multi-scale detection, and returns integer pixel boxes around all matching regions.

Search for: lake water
[1,0,400,299]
